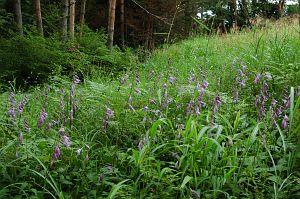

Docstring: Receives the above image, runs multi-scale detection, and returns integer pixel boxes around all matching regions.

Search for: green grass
[0,21,300,198]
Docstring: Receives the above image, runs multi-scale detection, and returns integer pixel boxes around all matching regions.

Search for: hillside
[0,21,300,198]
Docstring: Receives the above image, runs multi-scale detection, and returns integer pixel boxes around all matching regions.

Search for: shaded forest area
[0,0,299,89]
[1,1,300,45]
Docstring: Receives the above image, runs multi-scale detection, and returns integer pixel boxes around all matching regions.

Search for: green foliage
[0,28,137,89]
[0,23,300,198]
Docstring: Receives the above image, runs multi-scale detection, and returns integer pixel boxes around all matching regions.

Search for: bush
[0,28,137,89]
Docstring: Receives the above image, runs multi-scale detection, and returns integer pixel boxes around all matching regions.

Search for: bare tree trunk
[79,0,87,37]
[241,0,249,26]
[14,0,23,35]
[69,0,75,40]
[61,0,69,41]
[232,0,237,30]
[120,0,125,47]
[108,0,117,52]
[278,0,285,18]
[34,0,43,36]
[252,0,257,16]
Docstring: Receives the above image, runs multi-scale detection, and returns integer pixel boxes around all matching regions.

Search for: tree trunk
[79,0,87,37]
[34,0,43,36]
[108,0,116,52]
[278,0,285,18]
[231,0,237,30]
[14,0,23,35]
[61,0,68,41]
[120,0,125,47]
[69,0,75,40]
[241,0,249,26]
[252,0,257,16]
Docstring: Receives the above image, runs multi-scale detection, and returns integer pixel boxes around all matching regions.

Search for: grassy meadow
[0,20,300,198]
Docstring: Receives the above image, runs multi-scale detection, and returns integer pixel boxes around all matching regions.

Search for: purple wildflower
[234,90,239,103]
[103,107,114,129]
[128,95,132,104]
[284,97,290,108]
[52,145,61,162]
[239,69,245,77]
[202,81,209,89]
[38,109,48,128]
[240,79,246,88]
[241,62,247,70]
[169,76,176,84]
[254,73,261,84]
[211,94,222,125]
[120,73,129,85]
[62,135,71,148]
[107,164,113,172]
[17,99,26,113]
[282,115,289,129]
[8,92,16,120]
[196,82,201,91]
[142,106,149,112]
[189,74,195,84]
[58,127,65,135]
[135,88,141,94]
[85,153,89,161]
[271,99,277,107]
[19,131,23,145]
[265,73,272,80]
[105,107,114,119]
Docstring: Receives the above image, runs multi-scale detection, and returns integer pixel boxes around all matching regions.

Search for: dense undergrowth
[0,27,136,91]
[1,21,300,199]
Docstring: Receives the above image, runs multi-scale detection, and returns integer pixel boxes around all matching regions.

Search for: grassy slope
[0,21,300,198]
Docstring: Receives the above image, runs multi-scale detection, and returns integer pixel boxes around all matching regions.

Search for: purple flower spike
[85,153,89,161]
[19,131,23,145]
[58,127,65,135]
[128,95,132,104]
[282,115,289,129]
[135,88,141,94]
[107,164,113,172]
[8,92,16,120]
[202,81,209,89]
[142,106,149,112]
[240,79,246,88]
[215,95,222,106]
[62,135,71,148]
[18,102,24,113]
[254,73,261,84]
[52,145,61,162]
[265,73,272,80]
[38,109,48,128]
[169,76,176,84]
[105,107,114,119]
